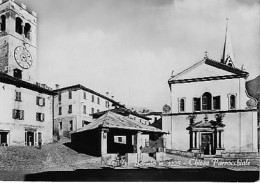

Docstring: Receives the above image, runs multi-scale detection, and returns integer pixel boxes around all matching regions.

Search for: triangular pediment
[169,58,248,81]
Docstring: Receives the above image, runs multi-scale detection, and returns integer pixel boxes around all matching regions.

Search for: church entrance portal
[201,133,213,155]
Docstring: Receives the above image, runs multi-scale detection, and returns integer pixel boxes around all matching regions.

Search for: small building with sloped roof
[71,111,167,163]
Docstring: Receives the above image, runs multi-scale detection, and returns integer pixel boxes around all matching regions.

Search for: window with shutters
[15,91,21,101]
[193,98,201,111]
[179,98,185,112]
[213,96,221,110]
[12,109,24,120]
[36,113,45,122]
[59,122,62,130]
[105,101,109,108]
[69,120,73,131]
[58,92,61,104]
[68,90,72,99]
[68,105,72,114]
[202,92,212,110]
[83,105,86,114]
[36,96,45,107]
[58,107,62,115]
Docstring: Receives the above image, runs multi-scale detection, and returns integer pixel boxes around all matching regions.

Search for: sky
[17,0,259,111]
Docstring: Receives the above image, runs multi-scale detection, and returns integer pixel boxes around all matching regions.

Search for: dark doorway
[0,132,8,146]
[26,132,34,146]
[201,133,214,155]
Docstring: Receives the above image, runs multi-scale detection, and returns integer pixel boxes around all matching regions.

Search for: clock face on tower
[14,46,33,69]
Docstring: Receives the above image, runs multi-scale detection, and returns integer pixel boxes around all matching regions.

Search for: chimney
[55,84,59,89]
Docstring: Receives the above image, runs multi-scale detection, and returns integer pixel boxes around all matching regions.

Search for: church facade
[162,25,258,155]
[0,0,55,146]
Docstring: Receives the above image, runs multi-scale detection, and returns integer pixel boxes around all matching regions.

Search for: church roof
[168,58,248,84]
[0,72,56,95]
[72,111,166,134]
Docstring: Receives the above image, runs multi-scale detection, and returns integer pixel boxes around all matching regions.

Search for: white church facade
[162,24,258,155]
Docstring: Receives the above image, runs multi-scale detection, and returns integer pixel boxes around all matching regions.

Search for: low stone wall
[221,152,259,159]
[101,153,117,165]
[166,149,202,158]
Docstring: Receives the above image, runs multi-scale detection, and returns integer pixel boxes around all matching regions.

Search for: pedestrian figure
[38,138,42,149]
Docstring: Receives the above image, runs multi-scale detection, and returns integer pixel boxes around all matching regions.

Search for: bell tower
[0,0,37,83]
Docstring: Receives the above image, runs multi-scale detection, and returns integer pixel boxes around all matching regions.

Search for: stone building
[0,0,55,146]
[53,84,125,138]
[162,25,258,156]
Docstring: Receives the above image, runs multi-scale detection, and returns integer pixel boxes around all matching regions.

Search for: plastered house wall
[0,82,53,146]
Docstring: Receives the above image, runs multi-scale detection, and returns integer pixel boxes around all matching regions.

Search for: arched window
[15,17,23,34]
[202,92,212,110]
[230,95,236,109]
[24,23,31,39]
[0,15,6,31]
[179,98,185,112]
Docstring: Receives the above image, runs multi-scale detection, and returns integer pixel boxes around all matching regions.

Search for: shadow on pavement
[24,168,259,182]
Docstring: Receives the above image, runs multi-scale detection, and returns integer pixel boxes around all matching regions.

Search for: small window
[179,98,185,112]
[202,92,212,110]
[83,105,86,114]
[15,91,21,101]
[97,97,100,104]
[59,122,62,130]
[58,106,62,115]
[68,91,72,99]
[105,101,109,108]
[83,92,86,99]
[24,23,31,39]
[229,94,236,109]
[36,96,45,106]
[58,92,62,103]
[213,96,221,110]
[68,105,72,113]
[15,17,23,34]
[97,109,100,113]
[91,108,94,114]
[13,69,22,79]
[12,109,24,120]
[36,113,45,122]
[114,136,126,144]
[69,120,73,131]
[92,95,94,102]
[0,15,6,31]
